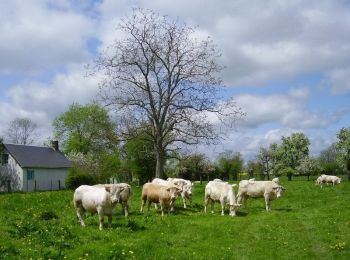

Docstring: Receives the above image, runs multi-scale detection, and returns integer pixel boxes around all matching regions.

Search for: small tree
[6,118,38,145]
[278,132,310,181]
[336,127,350,180]
[296,157,321,181]
[216,151,243,181]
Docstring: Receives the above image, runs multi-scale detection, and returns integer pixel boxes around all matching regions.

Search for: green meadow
[0,179,349,259]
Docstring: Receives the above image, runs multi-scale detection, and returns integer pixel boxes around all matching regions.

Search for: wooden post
[58,180,61,190]
[34,180,37,192]
[50,180,53,191]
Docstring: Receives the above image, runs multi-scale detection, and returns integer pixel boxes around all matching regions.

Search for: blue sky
[0,0,349,161]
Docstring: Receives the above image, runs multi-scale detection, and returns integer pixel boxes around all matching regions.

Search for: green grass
[0,180,349,259]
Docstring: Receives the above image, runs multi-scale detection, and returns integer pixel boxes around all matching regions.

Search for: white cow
[167,178,194,208]
[94,183,132,217]
[237,179,285,211]
[73,184,126,230]
[140,183,182,216]
[204,181,241,216]
[316,174,341,187]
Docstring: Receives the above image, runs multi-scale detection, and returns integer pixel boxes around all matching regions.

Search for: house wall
[0,154,24,192]
[23,168,69,192]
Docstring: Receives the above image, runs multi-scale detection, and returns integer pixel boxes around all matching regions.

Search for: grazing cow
[167,178,194,208]
[73,184,125,230]
[237,180,285,211]
[204,181,241,216]
[316,174,341,187]
[94,183,132,217]
[140,183,182,216]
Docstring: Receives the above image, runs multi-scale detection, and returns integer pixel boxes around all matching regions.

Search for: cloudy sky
[0,0,349,161]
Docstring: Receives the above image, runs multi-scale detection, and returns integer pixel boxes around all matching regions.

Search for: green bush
[65,167,96,190]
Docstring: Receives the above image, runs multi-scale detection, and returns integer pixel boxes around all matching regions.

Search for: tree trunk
[287,174,292,181]
[155,148,165,179]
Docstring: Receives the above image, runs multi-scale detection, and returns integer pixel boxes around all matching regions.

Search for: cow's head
[166,186,182,201]
[105,185,125,204]
[273,185,285,198]
[229,203,241,216]
[182,184,193,198]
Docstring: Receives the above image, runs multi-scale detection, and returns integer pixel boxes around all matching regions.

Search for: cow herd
[72,174,341,229]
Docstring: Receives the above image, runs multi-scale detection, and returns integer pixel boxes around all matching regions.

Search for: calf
[140,183,182,216]
[167,178,194,208]
[94,183,132,217]
[237,180,285,211]
[73,184,125,230]
[204,181,241,216]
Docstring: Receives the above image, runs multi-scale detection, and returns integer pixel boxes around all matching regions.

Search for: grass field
[0,179,349,259]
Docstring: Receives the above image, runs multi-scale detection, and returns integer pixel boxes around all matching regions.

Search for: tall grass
[0,180,349,259]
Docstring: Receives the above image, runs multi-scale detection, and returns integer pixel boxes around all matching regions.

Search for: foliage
[65,167,96,190]
[176,153,213,181]
[0,181,350,259]
[245,160,264,179]
[92,9,244,178]
[216,151,243,180]
[124,134,156,184]
[336,127,350,174]
[295,157,321,180]
[53,103,118,155]
[5,117,38,145]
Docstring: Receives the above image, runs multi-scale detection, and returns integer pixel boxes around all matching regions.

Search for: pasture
[0,179,349,259]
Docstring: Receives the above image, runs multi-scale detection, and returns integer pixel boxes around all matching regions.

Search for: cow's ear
[105,186,111,192]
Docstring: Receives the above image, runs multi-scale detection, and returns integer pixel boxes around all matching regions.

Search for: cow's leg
[148,201,152,211]
[123,202,129,217]
[160,202,165,216]
[220,200,225,216]
[183,196,187,209]
[140,199,145,213]
[264,194,270,211]
[97,207,104,230]
[76,207,85,227]
[211,200,215,214]
[204,196,209,213]
[154,203,158,209]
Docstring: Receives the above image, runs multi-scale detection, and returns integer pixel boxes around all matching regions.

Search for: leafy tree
[124,134,156,184]
[216,151,243,181]
[53,103,118,154]
[336,127,350,180]
[92,9,243,178]
[296,157,321,181]
[278,132,310,181]
[318,143,345,176]
[257,147,272,180]
[6,118,38,145]
[246,160,264,179]
[176,153,211,181]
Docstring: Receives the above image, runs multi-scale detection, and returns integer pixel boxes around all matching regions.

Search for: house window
[1,154,8,165]
[27,170,34,180]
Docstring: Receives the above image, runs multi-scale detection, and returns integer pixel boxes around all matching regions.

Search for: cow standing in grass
[237,179,285,211]
[140,183,182,216]
[94,183,132,217]
[73,184,125,230]
[204,181,241,216]
[316,174,341,187]
[167,178,194,208]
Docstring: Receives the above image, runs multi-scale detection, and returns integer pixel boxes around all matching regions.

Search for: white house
[0,142,72,192]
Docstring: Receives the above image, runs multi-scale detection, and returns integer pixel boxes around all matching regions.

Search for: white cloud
[0,0,95,74]
[327,67,350,95]
[234,88,330,129]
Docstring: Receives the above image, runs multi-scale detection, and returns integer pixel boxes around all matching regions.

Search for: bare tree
[92,9,243,178]
[6,118,38,145]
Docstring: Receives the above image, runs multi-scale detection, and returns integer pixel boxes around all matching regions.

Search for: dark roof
[4,143,72,168]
